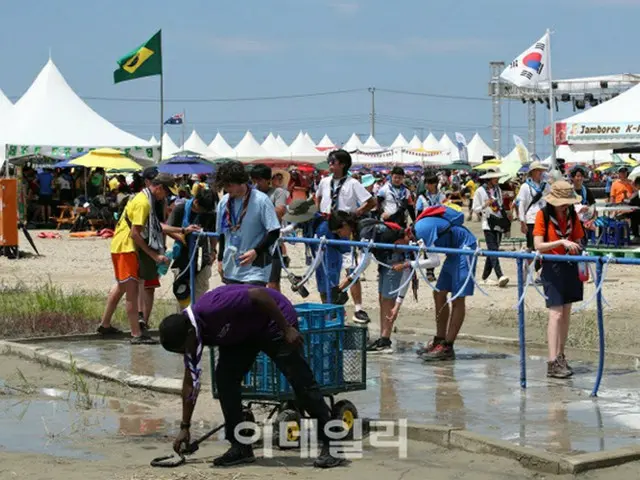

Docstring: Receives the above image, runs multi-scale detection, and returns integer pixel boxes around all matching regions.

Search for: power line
[376,88,490,102]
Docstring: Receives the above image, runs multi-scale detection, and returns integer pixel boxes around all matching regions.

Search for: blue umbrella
[158,161,214,175]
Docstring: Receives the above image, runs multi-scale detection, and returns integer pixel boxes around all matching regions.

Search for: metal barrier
[187,231,637,397]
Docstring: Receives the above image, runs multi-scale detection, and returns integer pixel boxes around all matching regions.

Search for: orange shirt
[533,209,584,255]
[610,180,635,204]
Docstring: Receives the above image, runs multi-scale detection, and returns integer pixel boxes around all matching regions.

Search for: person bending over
[159,284,344,469]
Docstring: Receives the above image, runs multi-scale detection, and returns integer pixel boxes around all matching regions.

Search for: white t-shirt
[377,183,410,217]
[316,176,371,214]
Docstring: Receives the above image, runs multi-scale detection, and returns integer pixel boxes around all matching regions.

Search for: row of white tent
[0,58,618,169]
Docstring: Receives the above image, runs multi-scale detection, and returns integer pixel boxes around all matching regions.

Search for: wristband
[180,422,190,429]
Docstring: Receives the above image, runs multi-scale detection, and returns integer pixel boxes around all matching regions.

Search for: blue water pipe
[190,230,628,396]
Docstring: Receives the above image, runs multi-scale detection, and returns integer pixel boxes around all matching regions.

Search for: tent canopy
[280,131,326,164]
[407,135,423,149]
[3,59,153,161]
[162,132,180,158]
[467,133,495,165]
[275,134,289,151]
[343,133,364,151]
[262,132,285,156]
[390,133,408,149]
[316,134,335,151]
[209,132,235,158]
[182,130,210,156]
[422,133,440,150]
[362,135,382,151]
[234,131,269,161]
[438,134,460,161]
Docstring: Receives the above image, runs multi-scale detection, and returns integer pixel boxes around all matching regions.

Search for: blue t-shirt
[216,188,281,283]
[37,171,54,196]
[311,217,350,295]
[413,217,477,250]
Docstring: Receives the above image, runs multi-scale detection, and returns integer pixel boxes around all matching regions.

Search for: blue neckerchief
[526,178,546,195]
[578,185,588,205]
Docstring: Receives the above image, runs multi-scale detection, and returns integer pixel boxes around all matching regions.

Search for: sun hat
[528,161,549,174]
[272,168,290,186]
[283,199,318,224]
[544,180,581,206]
[360,174,376,188]
[479,169,503,180]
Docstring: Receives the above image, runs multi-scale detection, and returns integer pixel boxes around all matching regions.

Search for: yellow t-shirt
[465,179,477,197]
[110,192,151,254]
[191,182,206,197]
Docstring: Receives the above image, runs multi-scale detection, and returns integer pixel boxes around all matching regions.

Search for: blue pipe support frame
[191,231,616,395]
[516,258,526,389]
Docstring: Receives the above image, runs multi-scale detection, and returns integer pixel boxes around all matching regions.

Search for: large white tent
[3,59,154,162]
[162,132,180,158]
[182,130,210,155]
[303,132,316,147]
[234,131,269,161]
[390,133,408,149]
[545,145,612,165]
[209,133,235,158]
[316,134,335,151]
[149,135,158,144]
[262,132,285,156]
[280,131,326,164]
[467,133,495,165]
[362,135,382,151]
[558,82,640,150]
[343,133,364,151]
[275,135,289,151]
[438,134,460,161]
[407,135,423,149]
[0,89,14,168]
[422,133,440,151]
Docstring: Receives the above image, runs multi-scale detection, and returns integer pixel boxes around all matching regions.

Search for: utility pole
[528,100,536,157]
[489,61,505,156]
[368,87,376,138]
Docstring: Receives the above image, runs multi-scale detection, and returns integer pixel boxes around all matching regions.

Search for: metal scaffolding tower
[528,101,536,157]
[489,62,505,155]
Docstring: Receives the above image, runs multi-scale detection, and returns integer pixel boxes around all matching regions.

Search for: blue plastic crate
[295,303,345,331]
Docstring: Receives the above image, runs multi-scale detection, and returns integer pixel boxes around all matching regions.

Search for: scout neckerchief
[549,213,573,240]
[425,190,442,206]
[331,176,347,211]
[225,185,251,232]
[576,185,588,205]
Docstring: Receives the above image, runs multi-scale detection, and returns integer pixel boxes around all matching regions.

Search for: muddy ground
[0,355,639,479]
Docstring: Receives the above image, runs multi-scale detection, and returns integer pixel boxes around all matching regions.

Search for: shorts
[269,253,283,283]
[38,194,52,206]
[436,252,476,298]
[342,248,359,274]
[222,277,267,287]
[111,251,160,288]
[541,261,583,308]
[138,250,160,288]
[378,265,403,299]
[526,224,535,250]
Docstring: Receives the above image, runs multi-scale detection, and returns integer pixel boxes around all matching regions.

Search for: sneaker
[416,337,442,356]
[482,278,497,286]
[557,354,573,373]
[353,310,371,325]
[130,334,158,345]
[498,276,510,288]
[97,325,123,336]
[421,343,455,362]
[139,320,149,332]
[213,444,256,467]
[367,338,393,354]
[426,269,437,283]
[314,443,345,469]
[547,358,573,379]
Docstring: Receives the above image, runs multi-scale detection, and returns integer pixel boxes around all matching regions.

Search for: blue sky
[0,0,636,156]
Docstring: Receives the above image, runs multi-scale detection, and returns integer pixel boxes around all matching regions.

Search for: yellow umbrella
[473,159,501,171]
[69,148,143,171]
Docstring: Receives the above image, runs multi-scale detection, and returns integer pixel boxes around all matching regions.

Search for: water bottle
[157,250,174,276]
[578,251,589,283]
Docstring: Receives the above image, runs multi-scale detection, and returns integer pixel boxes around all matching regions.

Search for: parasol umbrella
[69,148,142,171]
[473,159,501,171]
[158,153,216,175]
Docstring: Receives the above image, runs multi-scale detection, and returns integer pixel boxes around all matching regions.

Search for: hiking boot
[97,325,123,336]
[498,276,510,288]
[212,444,256,467]
[547,358,573,379]
[314,443,345,469]
[353,310,371,325]
[367,337,393,354]
[130,334,158,345]
[557,354,573,373]
[421,343,455,362]
[417,337,440,356]
[426,269,437,283]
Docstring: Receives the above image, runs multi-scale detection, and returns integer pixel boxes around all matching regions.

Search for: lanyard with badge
[225,186,251,262]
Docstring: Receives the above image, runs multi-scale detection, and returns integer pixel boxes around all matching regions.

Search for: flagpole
[159,71,164,163]
[547,28,556,171]
[182,109,186,149]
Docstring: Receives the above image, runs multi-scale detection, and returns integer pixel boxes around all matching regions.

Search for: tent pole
[182,109,185,149]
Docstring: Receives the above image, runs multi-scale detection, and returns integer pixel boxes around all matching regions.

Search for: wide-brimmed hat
[360,174,376,188]
[618,166,630,173]
[272,169,290,186]
[544,180,581,206]
[283,199,318,224]
[479,169,503,180]
[528,161,548,174]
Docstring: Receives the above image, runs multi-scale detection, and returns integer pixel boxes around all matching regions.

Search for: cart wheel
[273,409,301,450]
[239,408,258,442]
[332,400,358,439]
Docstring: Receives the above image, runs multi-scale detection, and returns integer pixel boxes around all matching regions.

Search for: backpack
[414,205,466,239]
[357,218,405,261]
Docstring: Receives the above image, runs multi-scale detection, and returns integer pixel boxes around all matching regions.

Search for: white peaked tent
[234,131,269,161]
[162,132,180,158]
[262,132,285,156]
[362,135,382,151]
[182,130,211,155]
[316,134,335,151]
[467,133,495,165]
[408,135,423,149]
[390,133,408,148]
[343,133,364,151]
[4,59,154,161]
[0,88,14,168]
[439,134,460,161]
[303,132,316,147]
[422,133,440,151]
[545,145,612,165]
[276,134,289,151]
[209,132,235,158]
[280,131,326,164]
[149,135,158,144]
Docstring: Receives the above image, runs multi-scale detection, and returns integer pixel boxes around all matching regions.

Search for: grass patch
[0,281,175,339]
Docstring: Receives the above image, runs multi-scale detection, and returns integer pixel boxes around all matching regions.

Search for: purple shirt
[191,284,298,346]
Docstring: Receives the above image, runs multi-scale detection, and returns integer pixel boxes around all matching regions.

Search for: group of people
[94,148,610,469]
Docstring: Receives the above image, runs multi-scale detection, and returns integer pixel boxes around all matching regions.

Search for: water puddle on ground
[0,384,174,459]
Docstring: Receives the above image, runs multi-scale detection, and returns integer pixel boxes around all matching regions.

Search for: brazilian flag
[114,30,162,84]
